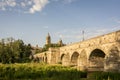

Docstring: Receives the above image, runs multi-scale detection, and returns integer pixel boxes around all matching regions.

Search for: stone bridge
[34,30,120,71]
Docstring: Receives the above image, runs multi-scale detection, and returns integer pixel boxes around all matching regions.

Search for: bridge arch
[105,45,120,63]
[61,54,65,61]
[104,45,120,71]
[108,45,119,57]
[71,52,79,66]
[61,53,70,66]
[89,49,106,69]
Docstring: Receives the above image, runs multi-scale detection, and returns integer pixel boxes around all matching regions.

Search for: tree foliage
[0,37,32,64]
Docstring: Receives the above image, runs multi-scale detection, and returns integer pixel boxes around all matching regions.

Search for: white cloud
[51,0,77,4]
[28,1,32,5]
[7,0,16,7]
[21,2,26,7]
[29,0,49,14]
[0,0,16,10]
[0,0,49,14]
[0,0,77,13]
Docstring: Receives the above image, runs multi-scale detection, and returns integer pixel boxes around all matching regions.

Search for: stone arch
[78,50,87,67]
[62,53,70,66]
[105,45,120,62]
[108,45,119,59]
[71,52,79,66]
[60,54,65,64]
[104,45,120,71]
[89,49,106,68]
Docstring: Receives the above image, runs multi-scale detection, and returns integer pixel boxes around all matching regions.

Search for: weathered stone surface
[34,30,120,72]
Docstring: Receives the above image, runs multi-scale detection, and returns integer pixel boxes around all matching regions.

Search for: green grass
[0,63,119,80]
[0,63,87,80]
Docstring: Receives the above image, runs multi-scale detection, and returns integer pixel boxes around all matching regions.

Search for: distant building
[45,33,64,47]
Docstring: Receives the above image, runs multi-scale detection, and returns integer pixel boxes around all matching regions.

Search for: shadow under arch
[71,52,79,66]
[61,54,65,61]
[89,49,106,69]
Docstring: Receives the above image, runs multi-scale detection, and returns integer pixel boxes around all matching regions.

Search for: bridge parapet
[60,30,119,52]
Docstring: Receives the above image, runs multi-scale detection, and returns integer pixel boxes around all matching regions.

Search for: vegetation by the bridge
[85,71,120,80]
[92,71,120,80]
[0,37,32,64]
[0,63,120,80]
[0,63,87,80]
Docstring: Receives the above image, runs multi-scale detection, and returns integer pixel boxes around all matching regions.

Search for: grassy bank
[0,63,87,80]
[0,63,120,80]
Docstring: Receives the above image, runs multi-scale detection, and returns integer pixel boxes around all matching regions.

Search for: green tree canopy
[0,37,32,64]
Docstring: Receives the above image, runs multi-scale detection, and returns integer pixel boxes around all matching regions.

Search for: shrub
[0,63,87,80]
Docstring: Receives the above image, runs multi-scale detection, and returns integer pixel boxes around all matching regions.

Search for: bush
[93,71,120,80]
[0,63,87,80]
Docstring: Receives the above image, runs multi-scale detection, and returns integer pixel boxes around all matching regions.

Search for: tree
[0,38,32,64]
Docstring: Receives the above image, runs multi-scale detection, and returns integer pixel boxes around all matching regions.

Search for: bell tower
[46,33,51,45]
[58,38,63,46]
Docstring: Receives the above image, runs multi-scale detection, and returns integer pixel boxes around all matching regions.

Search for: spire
[58,38,63,46]
[46,33,51,45]
[47,33,50,37]
[82,30,85,41]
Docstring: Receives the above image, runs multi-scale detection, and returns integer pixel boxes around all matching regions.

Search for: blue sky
[0,0,120,47]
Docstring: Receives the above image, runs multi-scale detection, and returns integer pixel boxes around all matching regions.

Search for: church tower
[46,33,51,45]
[58,39,63,46]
